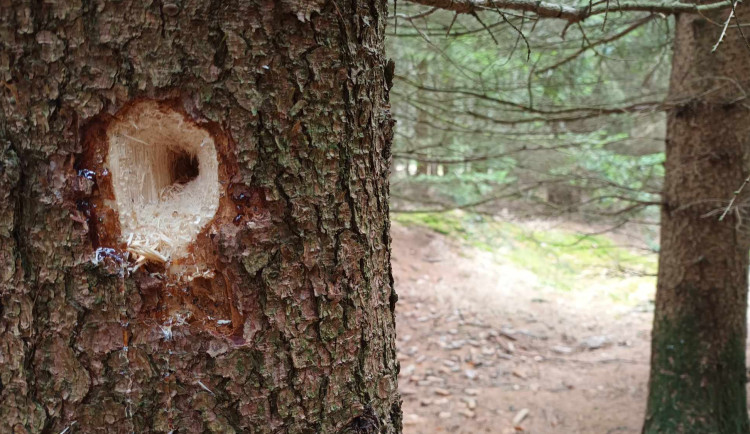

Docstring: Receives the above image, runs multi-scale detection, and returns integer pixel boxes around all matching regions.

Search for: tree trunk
[0,1,400,433]
[414,162,429,176]
[644,6,750,433]
[413,59,430,177]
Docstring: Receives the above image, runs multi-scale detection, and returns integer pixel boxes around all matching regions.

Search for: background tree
[644,5,750,432]
[0,1,400,432]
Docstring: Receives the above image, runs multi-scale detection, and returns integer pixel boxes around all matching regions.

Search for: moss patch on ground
[394,211,656,305]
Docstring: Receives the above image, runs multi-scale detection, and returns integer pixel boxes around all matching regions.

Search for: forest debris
[400,387,417,396]
[499,328,518,341]
[401,364,416,377]
[459,409,476,418]
[442,359,458,368]
[517,329,548,340]
[551,345,574,354]
[403,414,422,426]
[434,388,451,396]
[513,408,530,427]
[426,375,445,384]
[580,335,611,350]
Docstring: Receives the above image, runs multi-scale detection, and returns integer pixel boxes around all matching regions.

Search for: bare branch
[405,0,733,22]
[712,1,737,52]
[471,11,500,44]
[537,14,658,74]
[397,75,664,120]
[395,6,440,19]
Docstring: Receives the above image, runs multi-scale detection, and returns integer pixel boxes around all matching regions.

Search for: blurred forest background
[388,2,666,236]
[385,2,728,433]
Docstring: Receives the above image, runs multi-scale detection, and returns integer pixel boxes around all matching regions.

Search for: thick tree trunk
[0,1,400,433]
[643,6,750,433]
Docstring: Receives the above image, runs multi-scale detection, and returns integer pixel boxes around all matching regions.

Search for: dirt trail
[392,222,653,433]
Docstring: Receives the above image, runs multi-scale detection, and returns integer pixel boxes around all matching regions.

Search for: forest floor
[391,214,656,434]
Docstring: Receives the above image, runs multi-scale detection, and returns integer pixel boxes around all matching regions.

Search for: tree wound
[77,99,255,341]
[106,101,220,260]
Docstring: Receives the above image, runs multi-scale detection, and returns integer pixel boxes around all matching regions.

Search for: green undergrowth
[394,211,656,305]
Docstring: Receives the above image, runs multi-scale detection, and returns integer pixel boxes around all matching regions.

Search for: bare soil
[392,222,653,433]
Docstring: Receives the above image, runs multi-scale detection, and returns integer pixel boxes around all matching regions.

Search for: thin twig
[712,1,736,52]
[538,15,657,73]
[730,0,750,53]
[471,11,500,44]
[446,12,459,35]
[500,10,532,60]
[719,173,750,221]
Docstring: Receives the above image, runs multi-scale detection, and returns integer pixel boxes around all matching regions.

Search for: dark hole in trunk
[169,150,200,185]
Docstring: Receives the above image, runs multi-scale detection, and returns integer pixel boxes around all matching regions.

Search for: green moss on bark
[644,313,749,433]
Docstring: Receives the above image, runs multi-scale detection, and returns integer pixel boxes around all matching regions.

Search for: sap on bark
[106,101,220,261]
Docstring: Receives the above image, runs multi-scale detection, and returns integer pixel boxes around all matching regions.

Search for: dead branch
[405,0,733,22]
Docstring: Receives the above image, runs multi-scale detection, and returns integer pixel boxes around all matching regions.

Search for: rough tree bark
[0,1,400,433]
[643,5,750,433]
